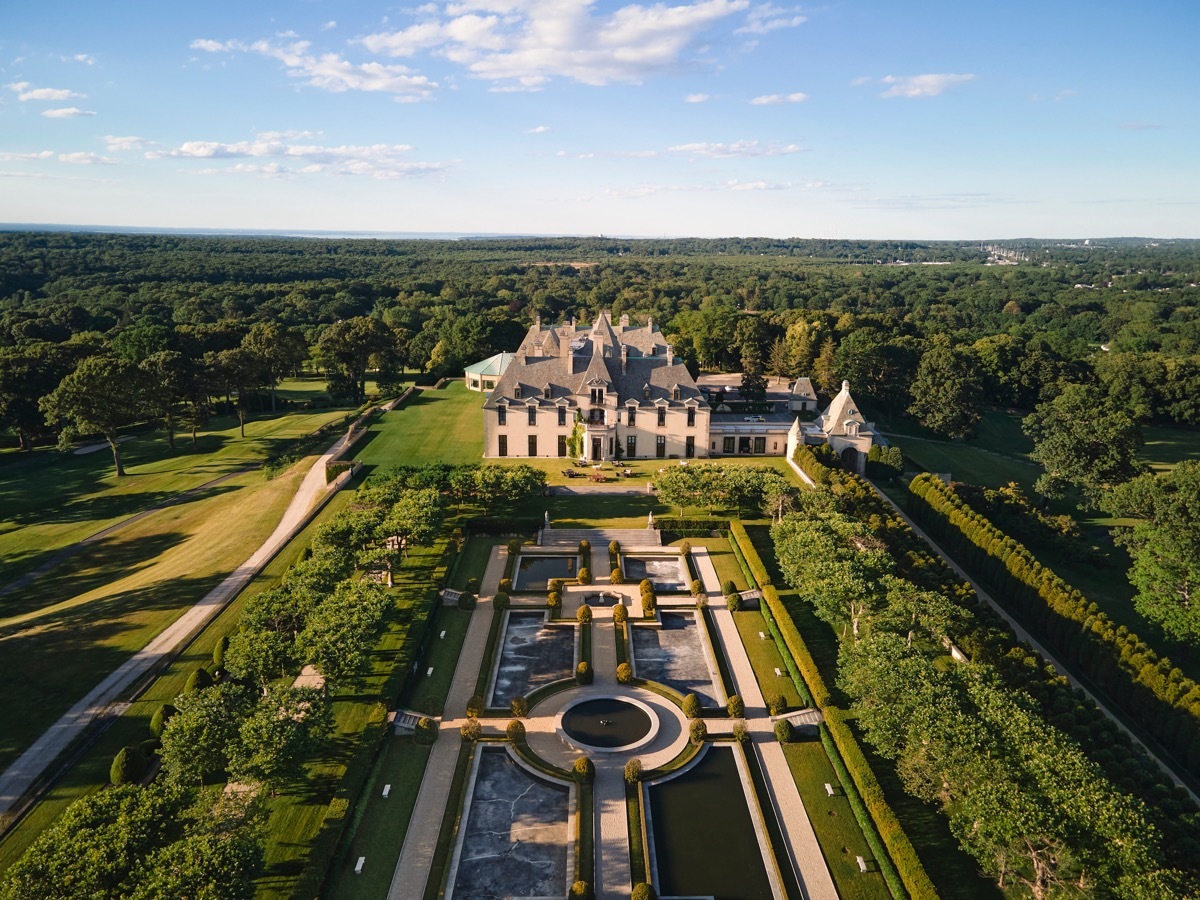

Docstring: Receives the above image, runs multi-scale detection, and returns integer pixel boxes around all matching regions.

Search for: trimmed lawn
[782,741,891,900]
[678,536,745,593]
[355,383,484,473]
[732,610,804,710]
[0,460,311,772]
[1142,423,1200,473]
[447,535,496,592]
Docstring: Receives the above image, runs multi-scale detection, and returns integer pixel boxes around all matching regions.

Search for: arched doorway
[840,447,859,473]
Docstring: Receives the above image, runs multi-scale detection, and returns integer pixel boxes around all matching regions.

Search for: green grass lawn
[781,740,891,900]
[678,536,745,593]
[0,406,354,587]
[354,383,484,474]
[446,535,496,592]
[731,610,804,710]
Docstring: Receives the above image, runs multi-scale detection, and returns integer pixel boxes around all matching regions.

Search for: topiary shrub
[569,881,593,900]
[612,604,628,624]
[548,590,562,611]
[722,579,738,596]
[609,568,624,585]
[727,694,744,718]
[507,538,521,557]
[212,636,228,669]
[609,540,621,555]
[774,718,795,744]
[511,696,528,718]
[624,757,642,783]
[577,603,593,624]
[506,719,526,743]
[183,666,213,694]
[682,693,702,718]
[139,738,160,759]
[149,703,176,738]
[579,539,591,553]
[689,719,708,744]
[690,578,703,595]
[631,884,657,900]
[578,567,593,585]
[416,716,439,745]
[616,662,633,684]
[460,719,483,742]
[766,693,786,716]
[639,579,654,597]
[493,592,510,611]
[110,745,147,786]
[457,591,476,610]
[732,722,749,743]
[548,578,564,593]
[576,661,593,685]
[679,540,691,557]
[573,756,595,784]
[466,576,480,593]
[466,694,485,718]
[726,592,743,611]
[498,577,513,594]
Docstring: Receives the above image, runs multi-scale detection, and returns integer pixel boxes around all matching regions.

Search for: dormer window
[846,421,859,436]
[672,386,681,401]
[514,385,522,399]
[643,384,651,400]
[543,386,551,400]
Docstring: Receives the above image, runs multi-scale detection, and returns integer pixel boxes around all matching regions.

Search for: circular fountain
[557,696,659,752]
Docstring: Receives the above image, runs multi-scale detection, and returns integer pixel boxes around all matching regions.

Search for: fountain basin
[556,696,659,753]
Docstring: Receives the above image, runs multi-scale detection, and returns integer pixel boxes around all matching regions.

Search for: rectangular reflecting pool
[513,554,577,591]
[623,555,687,591]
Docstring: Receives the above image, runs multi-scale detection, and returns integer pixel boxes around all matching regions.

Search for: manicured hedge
[908,471,1200,776]
[652,516,728,536]
[728,520,772,588]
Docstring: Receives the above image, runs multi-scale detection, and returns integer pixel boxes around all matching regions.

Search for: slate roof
[814,380,875,436]
[790,377,816,402]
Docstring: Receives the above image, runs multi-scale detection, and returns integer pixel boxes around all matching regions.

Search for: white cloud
[42,107,96,118]
[147,136,446,179]
[726,179,790,190]
[0,150,55,161]
[668,139,804,158]
[7,82,85,101]
[879,73,974,98]
[849,75,871,86]
[526,124,551,133]
[359,0,749,87]
[749,91,806,105]
[321,21,338,31]
[58,151,116,165]
[1055,88,1077,101]
[62,53,95,65]
[735,3,806,34]
[190,38,238,53]
[104,135,151,151]
[685,93,710,103]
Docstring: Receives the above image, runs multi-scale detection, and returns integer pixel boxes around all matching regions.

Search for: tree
[130,826,262,900]
[315,316,396,405]
[0,342,71,451]
[907,336,984,439]
[40,355,147,476]
[214,347,266,438]
[229,686,330,791]
[224,627,296,691]
[1023,383,1145,506]
[159,683,253,786]
[1103,461,1200,643]
[740,344,768,405]
[377,487,445,557]
[812,337,838,396]
[139,349,189,450]
[110,746,147,786]
[296,581,391,683]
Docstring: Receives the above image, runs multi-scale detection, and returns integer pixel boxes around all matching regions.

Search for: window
[627,406,637,426]
[484,379,494,390]
[754,437,766,454]
[672,386,681,401]
[558,406,567,426]
[558,435,567,457]
[591,387,604,404]
[498,435,507,457]
[643,384,650,400]
[543,386,551,399]
[738,436,751,454]
[656,435,666,458]
[686,408,695,428]
[626,435,637,458]
[514,385,522,399]
[657,407,666,427]
[528,435,538,456]
[497,406,506,426]
[528,406,536,426]
[685,435,695,458]
[723,436,735,454]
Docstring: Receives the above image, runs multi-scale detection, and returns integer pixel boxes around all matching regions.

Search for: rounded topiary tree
[631,883,657,900]
[466,694,485,718]
[506,719,526,743]
[212,636,228,669]
[578,567,593,585]
[639,579,654,597]
[690,578,704,596]
[569,881,594,900]
[616,662,633,684]
[774,718,795,744]
[457,591,476,611]
[609,540,621,556]
[766,693,786,716]
[727,694,745,719]
[493,592,510,611]
[679,540,691,557]
[184,666,213,694]
[466,576,480,593]
[416,716,439,745]
[624,757,642,784]
[511,696,528,718]
[110,745,147,786]
[548,590,562,612]
[548,578,564,594]
[498,577,513,594]
[732,722,749,743]
[576,661,593,685]
[460,719,483,743]
[726,592,743,611]
[573,755,595,784]
[609,568,624,585]
[681,693,702,719]
[722,579,738,596]
[149,703,176,738]
[689,719,708,745]
[577,603,593,624]
[579,539,591,554]
[612,603,628,625]
[507,538,521,557]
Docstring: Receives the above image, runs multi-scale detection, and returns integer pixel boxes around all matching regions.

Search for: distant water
[0,223,588,240]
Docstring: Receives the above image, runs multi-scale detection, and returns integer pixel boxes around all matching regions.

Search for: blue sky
[1,1,1197,238]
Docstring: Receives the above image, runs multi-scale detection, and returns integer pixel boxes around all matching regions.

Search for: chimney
[666,344,674,366]
[841,380,850,393]
[619,313,630,331]
[647,315,654,331]
[621,344,628,374]
[535,314,541,331]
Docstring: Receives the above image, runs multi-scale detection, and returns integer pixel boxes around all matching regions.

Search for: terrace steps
[538,527,661,549]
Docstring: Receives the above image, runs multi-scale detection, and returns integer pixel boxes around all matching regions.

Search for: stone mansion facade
[478,311,876,471]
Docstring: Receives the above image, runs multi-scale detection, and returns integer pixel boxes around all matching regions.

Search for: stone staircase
[394,710,425,733]
[539,527,660,549]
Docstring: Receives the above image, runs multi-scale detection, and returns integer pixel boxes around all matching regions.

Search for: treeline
[781,445,1200,896]
[907,472,1200,774]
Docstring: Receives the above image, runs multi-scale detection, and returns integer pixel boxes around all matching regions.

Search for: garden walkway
[0,425,362,819]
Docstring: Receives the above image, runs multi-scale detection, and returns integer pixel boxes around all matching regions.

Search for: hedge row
[652,516,729,537]
[908,472,1200,776]
[728,525,935,899]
